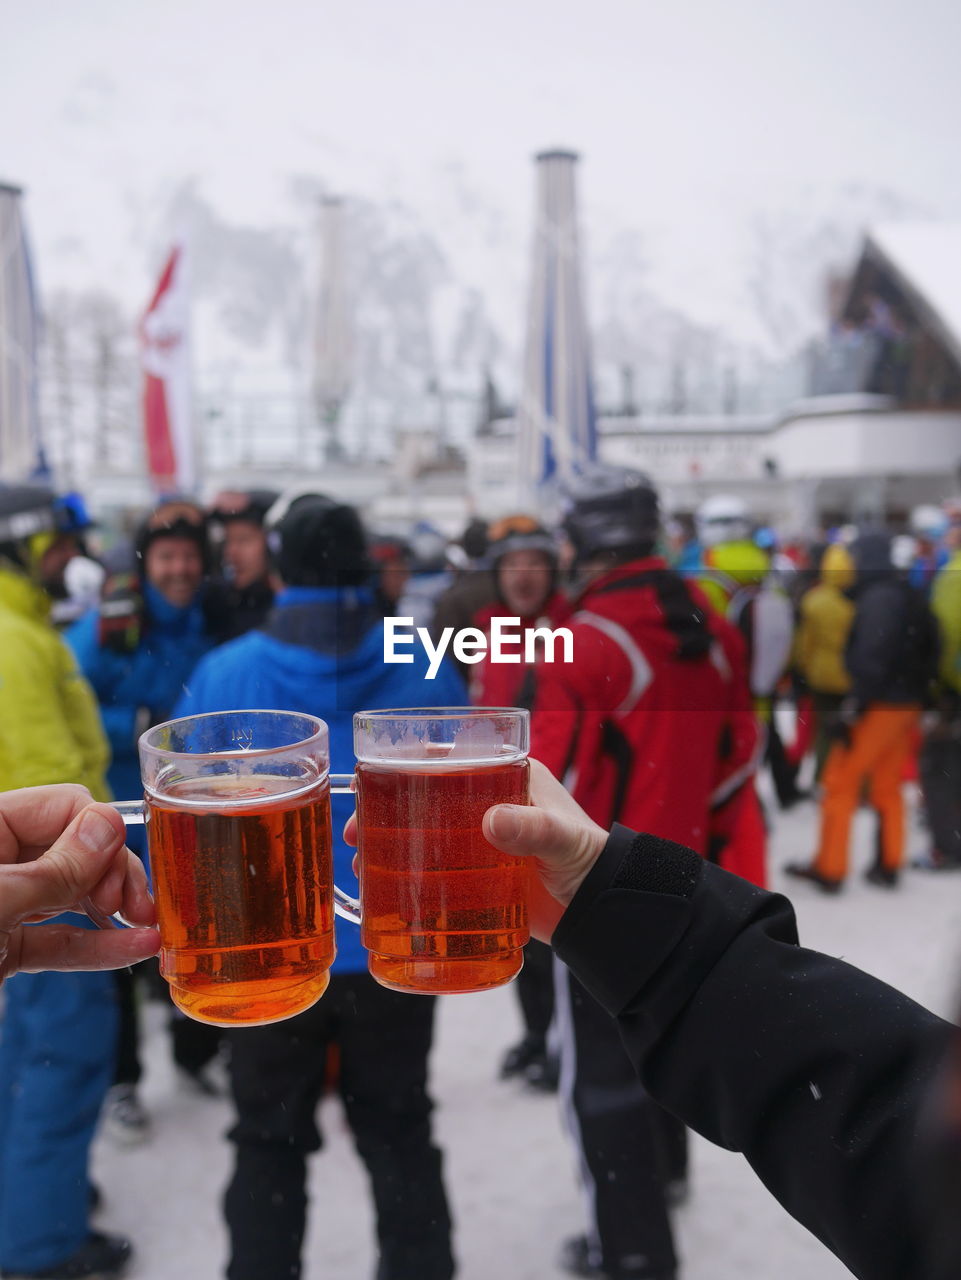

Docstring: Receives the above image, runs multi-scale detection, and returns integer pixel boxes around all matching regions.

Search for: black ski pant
[113,962,221,1086]
[555,961,678,1277]
[766,709,801,807]
[224,971,454,1280]
[810,691,845,781]
[920,731,961,865]
[515,937,555,1045]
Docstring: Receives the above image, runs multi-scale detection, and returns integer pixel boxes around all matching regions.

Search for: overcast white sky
[4,0,961,336]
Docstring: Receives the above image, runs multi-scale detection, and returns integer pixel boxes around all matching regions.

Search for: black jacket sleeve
[552,825,955,1280]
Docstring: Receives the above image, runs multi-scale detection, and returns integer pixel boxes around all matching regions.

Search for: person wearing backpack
[531,467,760,1280]
[787,529,939,892]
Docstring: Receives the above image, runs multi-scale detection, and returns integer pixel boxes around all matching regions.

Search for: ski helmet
[696,494,751,547]
[561,465,660,561]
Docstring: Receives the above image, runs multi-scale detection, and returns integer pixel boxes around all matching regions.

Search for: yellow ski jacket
[0,563,110,797]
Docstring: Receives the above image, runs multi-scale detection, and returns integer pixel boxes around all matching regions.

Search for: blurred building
[469,411,777,522]
[472,222,961,531]
[46,222,961,541]
[772,223,961,529]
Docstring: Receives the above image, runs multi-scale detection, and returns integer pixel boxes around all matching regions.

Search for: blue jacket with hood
[174,586,466,972]
[67,582,215,805]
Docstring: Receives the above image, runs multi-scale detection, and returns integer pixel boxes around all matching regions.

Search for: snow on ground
[91,786,961,1280]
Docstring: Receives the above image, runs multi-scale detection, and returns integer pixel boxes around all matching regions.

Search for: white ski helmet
[696,495,751,547]
[909,504,948,543]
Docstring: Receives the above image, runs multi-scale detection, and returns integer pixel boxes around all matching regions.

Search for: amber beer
[139,710,335,1028]
[147,775,334,1026]
[355,731,530,994]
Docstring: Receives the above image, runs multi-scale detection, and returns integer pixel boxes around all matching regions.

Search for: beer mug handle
[329,773,361,923]
[333,884,362,925]
[111,800,146,826]
[80,896,128,931]
[79,800,148,930]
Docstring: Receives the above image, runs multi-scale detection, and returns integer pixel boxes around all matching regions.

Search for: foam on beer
[147,765,328,809]
[355,712,524,769]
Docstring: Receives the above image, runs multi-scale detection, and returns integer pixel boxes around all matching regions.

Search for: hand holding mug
[0,784,159,982]
[345,755,608,946]
[482,759,608,943]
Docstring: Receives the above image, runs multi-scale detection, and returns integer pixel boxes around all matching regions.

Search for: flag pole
[516,150,597,517]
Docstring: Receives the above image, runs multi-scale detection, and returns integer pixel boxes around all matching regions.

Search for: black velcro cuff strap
[612,829,704,897]
[552,825,705,1016]
[559,824,703,936]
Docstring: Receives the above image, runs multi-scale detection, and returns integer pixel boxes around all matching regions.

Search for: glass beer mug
[133,709,352,1028]
[335,707,531,995]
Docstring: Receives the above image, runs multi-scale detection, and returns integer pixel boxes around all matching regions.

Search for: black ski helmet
[0,484,92,572]
[0,484,59,550]
[562,464,660,561]
[134,499,211,573]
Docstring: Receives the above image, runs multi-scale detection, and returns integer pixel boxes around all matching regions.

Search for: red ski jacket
[531,559,759,854]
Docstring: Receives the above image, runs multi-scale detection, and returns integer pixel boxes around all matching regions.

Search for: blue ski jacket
[67,582,215,806]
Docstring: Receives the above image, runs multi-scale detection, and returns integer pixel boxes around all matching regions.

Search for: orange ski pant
[813,704,921,882]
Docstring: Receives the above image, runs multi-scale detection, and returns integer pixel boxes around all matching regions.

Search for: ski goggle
[487,514,544,543]
[145,501,206,533]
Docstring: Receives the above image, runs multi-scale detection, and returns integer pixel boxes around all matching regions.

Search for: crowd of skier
[0,469,959,1279]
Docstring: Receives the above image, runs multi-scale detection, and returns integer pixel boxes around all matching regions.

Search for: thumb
[484,803,605,909]
[486,803,579,857]
[1,804,126,932]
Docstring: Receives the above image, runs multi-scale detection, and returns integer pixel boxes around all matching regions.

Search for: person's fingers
[0,802,126,934]
[484,800,606,910]
[343,811,357,846]
[8,923,161,976]
[85,847,156,928]
[0,784,93,866]
[86,848,126,916]
[486,801,561,849]
[118,850,156,926]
